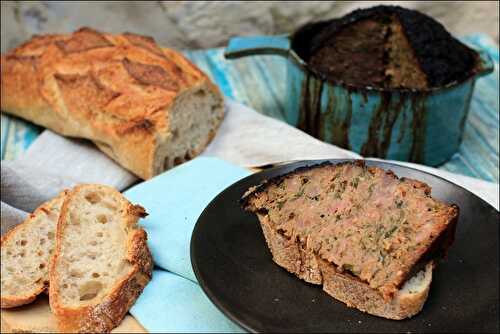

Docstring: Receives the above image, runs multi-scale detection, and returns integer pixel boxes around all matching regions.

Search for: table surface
[1,34,498,182]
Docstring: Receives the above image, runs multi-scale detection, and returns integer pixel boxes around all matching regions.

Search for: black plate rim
[190,158,499,333]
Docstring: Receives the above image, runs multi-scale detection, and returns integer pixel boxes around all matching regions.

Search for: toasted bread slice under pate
[242,161,458,319]
[1,191,69,308]
[258,211,434,319]
[49,184,152,333]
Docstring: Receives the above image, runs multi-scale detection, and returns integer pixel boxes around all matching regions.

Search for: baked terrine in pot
[225,5,494,166]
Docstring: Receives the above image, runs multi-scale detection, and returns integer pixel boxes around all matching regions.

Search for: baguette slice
[49,184,152,333]
[1,190,69,308]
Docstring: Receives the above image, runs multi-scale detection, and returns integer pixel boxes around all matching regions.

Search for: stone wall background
[1,1,499,52]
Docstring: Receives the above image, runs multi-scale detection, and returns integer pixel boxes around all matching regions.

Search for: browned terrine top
[243,162,459,299]
[292,5,479,90]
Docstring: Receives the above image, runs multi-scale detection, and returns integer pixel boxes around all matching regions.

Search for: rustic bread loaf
[49,184,152,333]
[242,161,459,319]
[1,190,69,309]
[0,28,224,179]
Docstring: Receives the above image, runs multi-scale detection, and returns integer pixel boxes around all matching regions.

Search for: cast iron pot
[224,28,493,166]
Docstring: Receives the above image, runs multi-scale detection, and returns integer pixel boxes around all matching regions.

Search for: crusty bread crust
[319,258,432,320]
[257,213,433,319]
[1,28,224,179]
[1,191,69,309]
[49,185,153,333]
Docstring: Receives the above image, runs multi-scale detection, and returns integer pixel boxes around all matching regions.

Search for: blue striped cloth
[1,34,498,182]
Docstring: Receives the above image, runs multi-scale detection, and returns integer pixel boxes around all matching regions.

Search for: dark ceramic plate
[191,159,499,333]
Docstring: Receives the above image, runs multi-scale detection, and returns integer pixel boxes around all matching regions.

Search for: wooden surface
[0,295,146,333]
[1,34,498,182]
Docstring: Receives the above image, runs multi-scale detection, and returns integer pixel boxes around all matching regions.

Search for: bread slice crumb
[1,191,69,308]
[49,184,152,333]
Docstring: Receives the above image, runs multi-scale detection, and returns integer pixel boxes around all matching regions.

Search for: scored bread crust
[0,27,224,179]
[257,212,433,320]
[49,184,153,333]
[1,190,69,309]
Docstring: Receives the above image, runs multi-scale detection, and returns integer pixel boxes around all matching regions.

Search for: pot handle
[476,48,495,77]
[224,34,291,59]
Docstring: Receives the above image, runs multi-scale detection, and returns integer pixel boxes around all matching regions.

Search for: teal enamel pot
[224,33,494,166]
